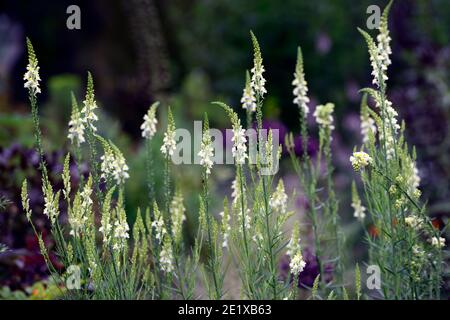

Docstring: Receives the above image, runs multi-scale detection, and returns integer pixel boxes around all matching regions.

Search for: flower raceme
[100,142,130,185]
[161,108,177,157]
[350,151,372,171]
[270,180,288,214]
[351,182,366,221]
[81,72,99,132]
[241,71,257,113]
[24,38,41,96]
[198,116,214,175]
[231,124,248,165]
[287,223,306,275]
[68,93,86,146]
[292,47,310,116]
[141,102,159,140]
[313,103,335,131]
[250,31,267,97]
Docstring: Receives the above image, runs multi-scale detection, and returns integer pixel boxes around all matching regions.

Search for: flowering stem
[145,140,155,207]
[237,166,250,258]
[255,93,278,299]
[203,172,221,299]
[29,93,49,186]
[261,173,278,299]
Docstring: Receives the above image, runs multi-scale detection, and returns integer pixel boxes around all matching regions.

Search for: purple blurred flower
[315,32,332,55]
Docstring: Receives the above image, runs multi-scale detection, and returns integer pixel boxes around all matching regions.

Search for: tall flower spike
[358,28,386,88]
[170,189,186,246]
[360,95,377,144]
[81,72,99,132]
[405,155,421,197]
[363,89,399,159]
[21,180,32,222]
[377,0,393,70]
[314,103,335,131]
[62,153,71,200]
[100,187,115,246]
[232,123,247,165]
[99,138,130,185]
[250,31,267,97]
[241,70,256,112]
[69,176,92,237]
[358,1,393,89]
[220,198,231,248]
[270,179,288,214]
[160,236,174,273]
[160,107,177,157]
[68,92,86,146]
[198,114,214,175]
[113,207,130,250]
[24,38,41,96]
[141,102,159,140]
[213,101,248,165]
[151,202,167,241]
[351,181,366,220]
[287,222,306,275]
[292,47,310,116]
[231,176,245,205]
[42,182,60,224]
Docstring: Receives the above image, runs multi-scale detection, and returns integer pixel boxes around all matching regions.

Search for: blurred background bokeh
[0,0,449,298]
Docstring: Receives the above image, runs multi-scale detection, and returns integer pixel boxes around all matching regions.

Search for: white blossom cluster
[99,221,112,246]
[24,39,41,96]
[170,192,186,243]
[405,215,424,231]
[287,225,306,275]
[113,219,130,250]
[160,239,174,273]
[151,214,167,241]
[219,210,231,248]
[366,23,392,88]
[231,177,246,205]
[351,198,366,221]
[270,180,288,213]
[81,91,99,132]
[42,184,59,224]
[292,77,310,117]
[231,124,247,165]
[313,103,335,131]
[68,106,86,146]
[360,112,377,144]
[69,180,92,237]
[24,59,41,96]
[241,78,257,112]
[350,151,373,171]
[100,147,130,185]
[405,158,421,196]
[378,99,400,160]
[198,128,214,175]
[250,32,267,97]
[161,115,177,158]
[141,103,158,140]
[292,48,310,116]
